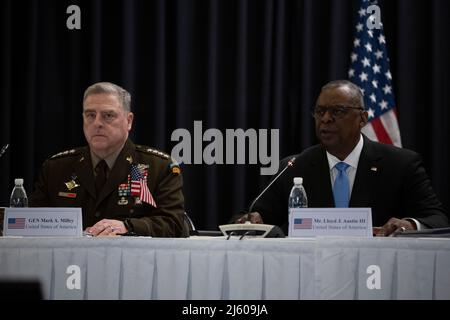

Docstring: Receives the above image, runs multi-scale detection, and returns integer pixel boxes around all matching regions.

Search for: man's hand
[374,217,416,237]
[234,212,264,224]
[85,219,127,236]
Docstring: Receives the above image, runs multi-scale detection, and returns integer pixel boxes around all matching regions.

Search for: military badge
[65,177,80,191]
[58,192,77,198]
[169,159,181,175]
[118,183,130,197]
[118,197,128,205]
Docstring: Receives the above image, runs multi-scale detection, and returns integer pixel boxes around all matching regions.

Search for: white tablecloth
[0,236,449,299]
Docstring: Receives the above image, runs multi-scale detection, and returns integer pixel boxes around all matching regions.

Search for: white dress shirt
[325,134,423,230]
[326,134,364,195]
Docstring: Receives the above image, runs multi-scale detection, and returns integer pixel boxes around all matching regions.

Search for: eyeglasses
[312,105,364,119]
[82,110,119,124]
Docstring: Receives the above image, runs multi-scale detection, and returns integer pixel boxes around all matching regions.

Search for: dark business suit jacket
[29,140,186,237]
[253,136,449,234]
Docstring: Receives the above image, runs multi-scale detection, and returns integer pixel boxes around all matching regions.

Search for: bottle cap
[293,177,303,185]
[15,178,24,185]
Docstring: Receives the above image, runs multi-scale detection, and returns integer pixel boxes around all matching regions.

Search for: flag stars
[348,69,355,78]
[370,93,377,103]
[375,50,383,59]
[379,100,389,110]
[364,43,372,53]
[383,85,392,94]
[356,23,363,32]
[367,108,375,119]
[362,57,371,67]
[372,80,378,88]
[358,8,366,17]
[372,64,381,74]
[359,72,368,82]
[354,38,361,47]
[351,52,358,62]
[378,35,386,44]
[385,71,392,80]
[367,30,374,38]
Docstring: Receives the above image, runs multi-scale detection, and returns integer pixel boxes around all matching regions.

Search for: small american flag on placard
[293,218,312,230]
[130,164,157,207]
[8,218,26,229]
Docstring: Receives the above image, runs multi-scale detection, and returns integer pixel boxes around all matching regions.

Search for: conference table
[0,235,449,300]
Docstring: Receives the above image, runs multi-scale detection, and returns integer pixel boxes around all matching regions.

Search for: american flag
[8,217,26,229]
[130,164,157,207]
[293,218,313,230]
[348,0,402,147]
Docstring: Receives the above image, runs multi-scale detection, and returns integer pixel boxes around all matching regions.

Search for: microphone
[218,157,296,239]
[0,144,9,159]
[247,157,296,219]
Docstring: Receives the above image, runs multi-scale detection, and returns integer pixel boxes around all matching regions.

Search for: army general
[30,82,187,237]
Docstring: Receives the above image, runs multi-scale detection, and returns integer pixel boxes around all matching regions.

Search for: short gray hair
[83,82,131,112]
[321,80,365,109]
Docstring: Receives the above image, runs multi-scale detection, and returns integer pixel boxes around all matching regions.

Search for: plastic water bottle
[288,177,308,210]
[10,178,28,207]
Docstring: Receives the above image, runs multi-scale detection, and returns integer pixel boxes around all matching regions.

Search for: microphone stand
[247,157,296,221]
[219,157,296,239]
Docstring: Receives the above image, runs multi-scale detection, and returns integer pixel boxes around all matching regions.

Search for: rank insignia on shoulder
[51,148,78,159]
[136,145,170,159]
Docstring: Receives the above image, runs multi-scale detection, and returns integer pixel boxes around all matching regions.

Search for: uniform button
[129,209,134,214]
[95,211,101,217]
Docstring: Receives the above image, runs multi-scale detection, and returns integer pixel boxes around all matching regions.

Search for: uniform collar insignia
[65,175,80,191]
[126,156,133,164]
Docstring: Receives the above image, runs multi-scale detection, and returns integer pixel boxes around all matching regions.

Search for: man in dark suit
[30,82,187,237]
[235,80,448,236]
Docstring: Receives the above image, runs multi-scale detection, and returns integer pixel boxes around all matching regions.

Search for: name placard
[288,208,372,238]
[3,207,82,237]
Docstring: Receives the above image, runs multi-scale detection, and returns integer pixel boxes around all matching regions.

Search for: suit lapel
[73,148,96,199]
[309,147,335,207]
[350,137,381,207]
[95,140,135,207]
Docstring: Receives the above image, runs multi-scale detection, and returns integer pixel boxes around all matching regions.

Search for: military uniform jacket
[30,140,186,237]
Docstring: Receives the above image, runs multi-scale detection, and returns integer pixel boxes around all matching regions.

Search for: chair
[182,212,223,237]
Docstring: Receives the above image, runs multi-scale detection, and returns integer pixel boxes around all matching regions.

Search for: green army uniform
[29,140,187,237]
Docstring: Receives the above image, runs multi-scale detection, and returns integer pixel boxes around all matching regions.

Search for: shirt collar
[90,142,126,170]
[326,134,364,170]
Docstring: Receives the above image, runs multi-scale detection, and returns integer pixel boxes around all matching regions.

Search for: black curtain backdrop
[1,0,449,230]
